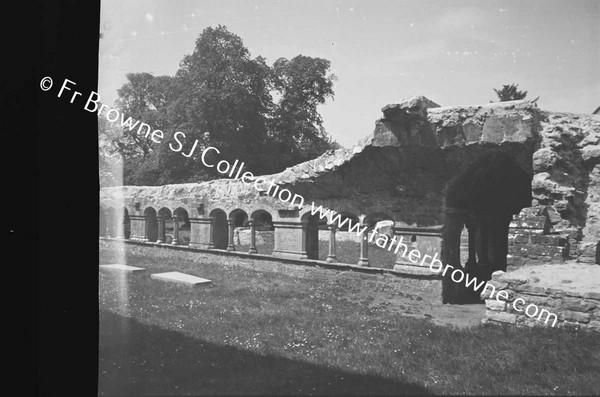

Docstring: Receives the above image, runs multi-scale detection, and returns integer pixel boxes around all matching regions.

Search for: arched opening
[443,152,532,303]
[364,212,396,269]
[228,209,249,251]
[249,209,274,255]
[174,207,190,246]
[144,207,158,242]
[301,212,322,260]
[123,208,131,239]
[158,207,173,243]
[334,212,361,264]
[106,207,116,238]
[99,208,107,237]
[209,209,228,250]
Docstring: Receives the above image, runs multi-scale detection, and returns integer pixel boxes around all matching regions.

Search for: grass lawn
[99,241,600,395]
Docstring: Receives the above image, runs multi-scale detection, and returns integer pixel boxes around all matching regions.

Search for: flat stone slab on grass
[151,271,212,286]
[100,264,146,272]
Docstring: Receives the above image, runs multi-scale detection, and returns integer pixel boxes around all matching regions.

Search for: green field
[99,242,600,395]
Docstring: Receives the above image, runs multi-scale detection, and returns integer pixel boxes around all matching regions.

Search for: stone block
[562,298,596,312]
[486,310,517,324]
[486,299,507,311]
[585,320,600,332]
[99,264,145,272]
[151,271,212,286]
[513,284,547,295]
[583,292,600,301]
[560,310,591,324]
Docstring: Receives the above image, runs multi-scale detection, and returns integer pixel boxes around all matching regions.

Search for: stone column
[248,220,258,254]
[128,215,146,241]
[357,223,369,267]
[157,214,165,244]
[208,218,216,248]
[172,215,180,245]
[326,224,337,263]
[189,217,214,249]
[227,219,235,251]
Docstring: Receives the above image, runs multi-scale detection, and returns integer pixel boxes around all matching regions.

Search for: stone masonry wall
[482,265,600,331]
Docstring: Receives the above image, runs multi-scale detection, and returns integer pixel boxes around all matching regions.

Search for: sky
[99,0,599,148]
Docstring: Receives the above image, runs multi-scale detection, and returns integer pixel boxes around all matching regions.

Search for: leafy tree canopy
[493,83,528,102]
[102,25,338,185]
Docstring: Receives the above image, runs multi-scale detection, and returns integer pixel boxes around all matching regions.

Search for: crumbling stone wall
[100,97,599,268]
[483,264,600,331]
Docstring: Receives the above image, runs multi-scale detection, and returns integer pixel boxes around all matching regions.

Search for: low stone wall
[482,264,600,332]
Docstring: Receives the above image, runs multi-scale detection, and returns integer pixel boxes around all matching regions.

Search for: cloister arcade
[98,201,439,270]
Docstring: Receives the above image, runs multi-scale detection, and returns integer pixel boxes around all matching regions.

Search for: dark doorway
[443,152,532,303]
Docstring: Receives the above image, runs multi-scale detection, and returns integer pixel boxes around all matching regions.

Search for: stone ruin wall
[100,98,599,268]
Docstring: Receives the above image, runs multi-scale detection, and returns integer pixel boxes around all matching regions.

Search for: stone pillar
[326,224,337,263]
[357,223,369,267]
[248,220,258,254]
[129,215,147,242]
[189,217,214,249]
[272,221,306,260]
[227,219,235,251]
[441,209,466,304]
[172,215,180,245]
[157,214,165,244]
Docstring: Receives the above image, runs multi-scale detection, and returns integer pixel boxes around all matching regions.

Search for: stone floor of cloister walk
[100,96,600,331]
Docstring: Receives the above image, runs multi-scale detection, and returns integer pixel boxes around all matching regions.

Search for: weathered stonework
[100,96,599,329]
[482,265,600,331]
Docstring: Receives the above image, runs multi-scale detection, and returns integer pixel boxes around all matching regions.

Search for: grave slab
[151,271,212,285]
[100,264,146,272]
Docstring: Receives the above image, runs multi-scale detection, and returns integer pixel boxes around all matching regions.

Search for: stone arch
[174,207,190,245]
[301,211,324,260]
[333,211,361,265]
[228,209,249,251]
[364,211,396,268]
[144,207,158,242]
[209,208,228,250]
[443,152,532,303]
[229,208,249,227]
[250,209,274,255]
[250,209,274,231]
[158,207,173,243]
[364,211,395,229]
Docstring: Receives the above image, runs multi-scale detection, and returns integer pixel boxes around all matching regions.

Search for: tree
[493,84,528,102]
[114,73,178,159]
[171,25,273,178]
[111,25,339,185]
[267,55,337,170]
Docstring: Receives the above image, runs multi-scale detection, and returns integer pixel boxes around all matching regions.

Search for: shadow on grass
[99,310,431,396]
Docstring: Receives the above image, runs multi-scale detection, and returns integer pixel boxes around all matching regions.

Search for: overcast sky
[99,0,599,148]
